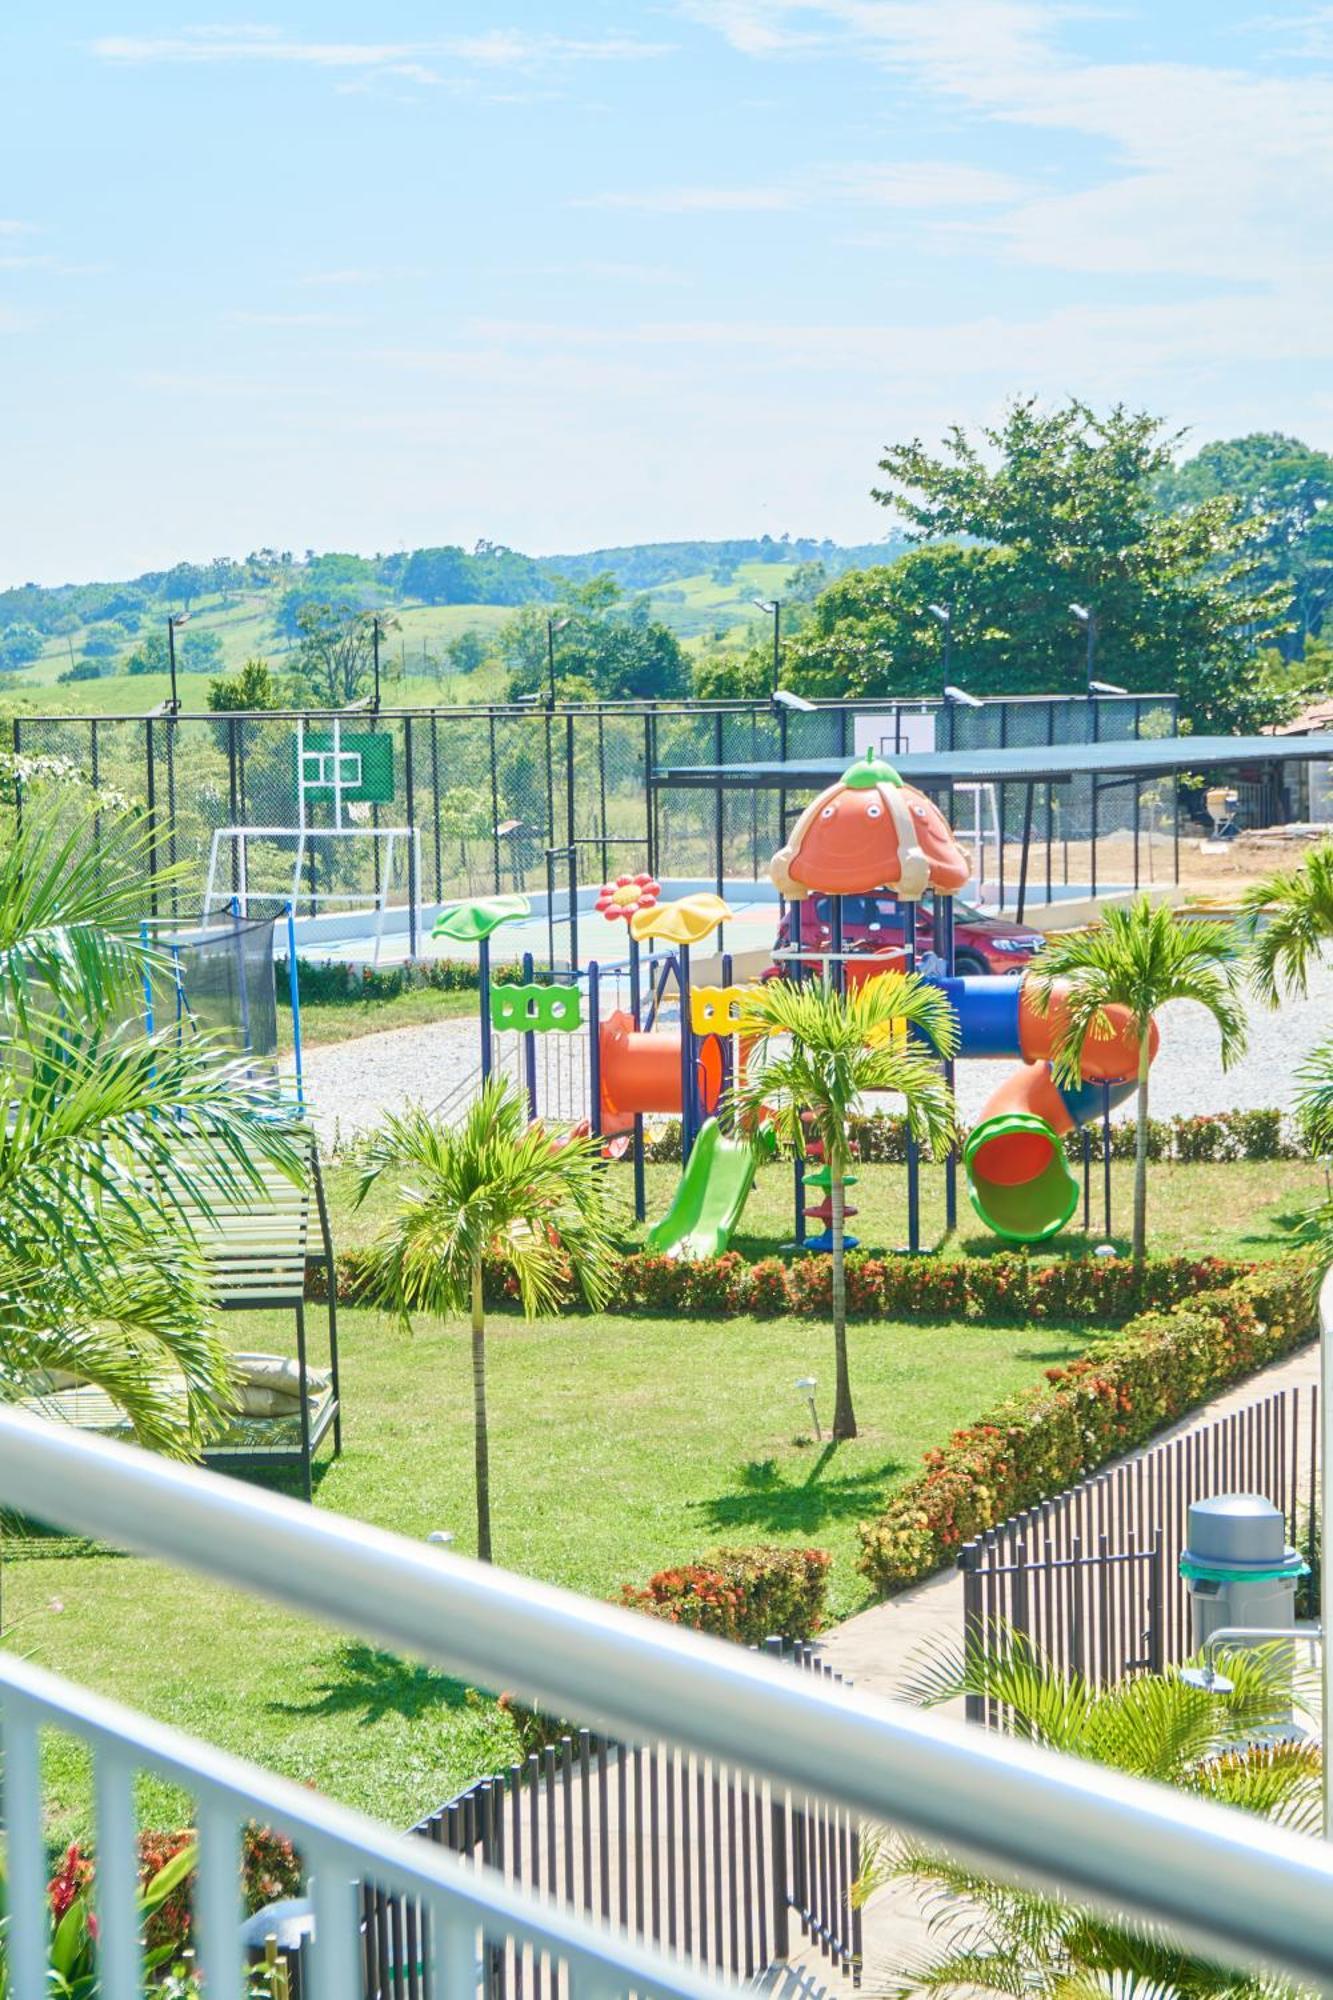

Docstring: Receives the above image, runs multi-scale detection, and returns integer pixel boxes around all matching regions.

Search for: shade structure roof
[652,733,1333,793]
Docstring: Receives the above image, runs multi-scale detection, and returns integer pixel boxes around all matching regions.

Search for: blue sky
[3,1,1332,585]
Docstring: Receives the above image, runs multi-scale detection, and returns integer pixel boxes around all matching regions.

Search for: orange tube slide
[599,1010,722,1119]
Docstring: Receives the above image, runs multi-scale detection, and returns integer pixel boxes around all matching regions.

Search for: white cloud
[0,220,37,237]
[91,26,673,72]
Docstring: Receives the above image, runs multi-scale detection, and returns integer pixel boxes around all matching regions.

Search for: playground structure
[437,747,1157,1254]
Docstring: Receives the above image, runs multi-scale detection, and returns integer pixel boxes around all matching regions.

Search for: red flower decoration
[595,873,661,924]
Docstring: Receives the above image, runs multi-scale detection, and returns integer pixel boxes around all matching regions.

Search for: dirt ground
[988,824,1330,904]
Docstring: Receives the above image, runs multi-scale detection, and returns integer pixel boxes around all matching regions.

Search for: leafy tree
[0,804,303,1454]
[783,400,1290,731]
[207,658,286,713]
[58,658,107,684]
[353,1082,617,1560]
[289,602,395,708]
[125,631,169,676]
[731,975,956,1438]
[502,578,689,702]
[1027,898,1245,1261]
[1159,432,1333,654]
[446,627,490,676]
[180,629,223,674]
[0,621,43,672]
[159,561,209,612]
[875,1633,1317,2000]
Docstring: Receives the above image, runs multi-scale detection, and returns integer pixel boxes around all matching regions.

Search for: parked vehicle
[769,891,1045,980]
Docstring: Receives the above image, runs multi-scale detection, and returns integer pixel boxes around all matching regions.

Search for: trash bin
[1179,1493,1306,1651]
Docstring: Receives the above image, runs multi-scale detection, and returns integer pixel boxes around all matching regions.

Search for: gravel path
[294,964,1333,1148]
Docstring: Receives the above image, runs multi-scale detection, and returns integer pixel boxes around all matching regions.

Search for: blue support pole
[791,897,806,1247]
[904,899,921,1255]
[1102,1080,1113,1238]
[939,893,957,1235]
[479,934,492,1083]
[522,950,538,1121]
[140,920,154,1037]
[720,950,734,1101]
[629,934,646,1222]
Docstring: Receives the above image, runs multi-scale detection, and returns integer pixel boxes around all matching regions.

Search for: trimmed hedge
[620,1546,831,1644]
[283,955,526,1007]
[311,1245,1251,1329]
[856,1258,1315,1597]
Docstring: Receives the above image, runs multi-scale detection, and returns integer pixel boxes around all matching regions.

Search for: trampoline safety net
[143,910,279,1071]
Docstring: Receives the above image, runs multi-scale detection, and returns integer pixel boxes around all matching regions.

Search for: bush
[312,1245,1255,1328]
[856,1259,1314,1597]
[621,1546,831,1645]
[53,1822,303,1959]
[1061,1107,1303,1164]
[285,954,526,1008]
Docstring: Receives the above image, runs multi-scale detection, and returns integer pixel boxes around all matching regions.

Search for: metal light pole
[370,614,384,712]
[544,617,569,852]
[166,611,189,712]
[753,598,781,695]
[928,602,952,686]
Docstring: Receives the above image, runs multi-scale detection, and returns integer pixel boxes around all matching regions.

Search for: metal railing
[384,1640,861,1997]
[6,1404,1333,1993]
[959,1382,1317,1723]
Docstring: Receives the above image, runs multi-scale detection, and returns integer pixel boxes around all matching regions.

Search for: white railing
[4,1404,1333,1993]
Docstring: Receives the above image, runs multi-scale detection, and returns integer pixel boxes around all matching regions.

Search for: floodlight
[943,684,983,709]
[772,688,816,712]
[1089,679,1128,696]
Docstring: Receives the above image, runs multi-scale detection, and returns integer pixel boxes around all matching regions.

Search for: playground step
[802,1230,859,1254]
[803,1200,858,1225]
[802,1167,857,1190]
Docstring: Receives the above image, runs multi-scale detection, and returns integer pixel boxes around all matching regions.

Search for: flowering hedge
[620,1546,831,1645]
[49,1823,302,1957]
[313,1245,1251,1330]
[856,1258,1315,1597]
[645,1106,1304,1166]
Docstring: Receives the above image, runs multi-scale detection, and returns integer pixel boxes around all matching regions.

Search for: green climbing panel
[490,984,583,1033]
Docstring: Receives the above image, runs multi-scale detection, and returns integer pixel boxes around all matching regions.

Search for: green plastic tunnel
[962,1110,1080,1244]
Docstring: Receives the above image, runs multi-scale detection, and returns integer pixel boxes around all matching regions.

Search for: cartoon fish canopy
[769,750,971,902]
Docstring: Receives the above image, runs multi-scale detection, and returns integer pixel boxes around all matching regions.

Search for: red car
[770,891,1045,980]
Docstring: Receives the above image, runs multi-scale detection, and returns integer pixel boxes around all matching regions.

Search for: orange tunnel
[599,1010,723,1125]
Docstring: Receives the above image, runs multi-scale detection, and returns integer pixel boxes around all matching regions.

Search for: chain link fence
[9,692,1178,934]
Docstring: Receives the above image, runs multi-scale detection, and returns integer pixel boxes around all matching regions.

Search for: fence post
[763,1637,791,1961]
[145,718,159,917]
[403,716,418,958]
[1147,1530,1165,1673]
[958,1543,984,1725]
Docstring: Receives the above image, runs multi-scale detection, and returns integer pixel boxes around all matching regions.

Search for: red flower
[595,874,661,924]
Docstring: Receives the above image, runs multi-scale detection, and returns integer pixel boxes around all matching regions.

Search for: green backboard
[296,730,395,806]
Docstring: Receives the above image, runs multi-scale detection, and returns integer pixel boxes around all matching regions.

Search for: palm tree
[354,1081,618,1560]
[1239,837,1333,1007]
[731,973,957,1441]
[1026,898,1245,1264]
[0,804,305,1455]
[872,1633,1317,1999]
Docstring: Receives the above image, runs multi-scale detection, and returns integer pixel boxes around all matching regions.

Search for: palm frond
[354,1080,620,1325]
[1238,840,1333,1007]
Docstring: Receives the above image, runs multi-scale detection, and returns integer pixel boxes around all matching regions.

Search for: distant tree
[691,649,770,700]
[180,629,223,674]
[501,578,689,702]
[58,658,107,684]
[791,398,1295,733]
[289,602,394,708]
[446,627,490,676]
[124,632,169,676]
[784,559,828,603]
[159,562,208,612]
[0,622,43,672]
[207,659,285,713]
[1158,432,1333,654]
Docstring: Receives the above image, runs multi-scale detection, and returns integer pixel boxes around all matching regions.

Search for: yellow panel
[690,984,760,1035]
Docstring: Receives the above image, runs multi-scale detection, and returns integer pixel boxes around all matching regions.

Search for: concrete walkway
[809,1336,1321,1988]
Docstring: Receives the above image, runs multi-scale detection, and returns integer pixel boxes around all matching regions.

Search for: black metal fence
[959,1383,1317,1727]
[9,691,1177,939]
[358,1639,862,2000]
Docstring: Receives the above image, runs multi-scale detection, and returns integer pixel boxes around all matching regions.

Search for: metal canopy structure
[653,732,1333,793]
[653,731,1333,919]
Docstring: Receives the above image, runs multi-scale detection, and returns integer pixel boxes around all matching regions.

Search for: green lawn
[335,1151,1322,1267]
[278,986,478,1050]
[6,1302,1092,1838]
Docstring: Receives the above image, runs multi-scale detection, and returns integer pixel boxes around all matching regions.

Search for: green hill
[0,536,902,714]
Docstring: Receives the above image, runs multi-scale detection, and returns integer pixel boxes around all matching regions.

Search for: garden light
[796,1375,822,1441]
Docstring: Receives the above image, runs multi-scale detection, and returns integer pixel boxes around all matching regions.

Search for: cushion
[230,1352,329,1395]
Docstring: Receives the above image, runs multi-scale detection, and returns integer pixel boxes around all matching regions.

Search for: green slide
[647,1118,758,1261]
